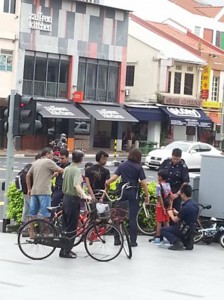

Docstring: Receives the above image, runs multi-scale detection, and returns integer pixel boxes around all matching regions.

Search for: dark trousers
[161,225,184,244]
[121,189,139,244]
[51,189,64,207]
[62,194,80,251]
[169,195,182,226]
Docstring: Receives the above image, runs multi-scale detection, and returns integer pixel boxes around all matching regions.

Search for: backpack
[15,163,32,194]
[159,183,171,209]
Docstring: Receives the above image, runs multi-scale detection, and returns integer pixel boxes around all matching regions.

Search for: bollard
[114,139,117,161]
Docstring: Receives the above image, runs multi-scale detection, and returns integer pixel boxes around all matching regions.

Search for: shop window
[126,66,135,86]
[211,77,219,101]
[4,0,16,14]
[23,51,70,98]
[77,58,119,103]
[0,50,13,71]
[186,126,196,136]
[184,73,193,95]
[174,72,181,94]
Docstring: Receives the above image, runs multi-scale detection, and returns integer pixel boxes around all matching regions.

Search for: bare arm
[26,173,32,196]
[85,177,96,201]
[105,174,119,187]
[141,179,150,204]
[167,209,180,223]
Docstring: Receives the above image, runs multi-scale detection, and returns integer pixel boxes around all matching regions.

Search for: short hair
[72,150,84,163]
[41,147,53,157]
[35,153,41,160]
[180,184,192,198]
[95,151,109,162]
[172,148,182,157]
[127,148,142,164]
[85,162,94,169]
[60,149,69,158]
[158,169,169,181]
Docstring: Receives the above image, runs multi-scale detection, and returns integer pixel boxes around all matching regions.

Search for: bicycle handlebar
[93,182,136,202]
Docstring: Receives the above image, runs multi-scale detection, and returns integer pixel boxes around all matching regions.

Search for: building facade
[1,0,138,150]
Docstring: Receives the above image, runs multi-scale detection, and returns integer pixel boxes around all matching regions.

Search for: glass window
[77,58,119,103]
[4,0,16,14]
[211,77,219,101]
[0,51,13,71]
[167,71,171,93]
[184,73,194,95]
[22,51,70,98]
[126,65,135,86]
[199,144,212,152]
[174,72,181,94]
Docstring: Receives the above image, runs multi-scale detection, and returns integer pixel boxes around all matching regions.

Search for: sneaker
[59,250,77,259]
[151,237,161,245]
[130,242,138,247]
[114,238,122,246]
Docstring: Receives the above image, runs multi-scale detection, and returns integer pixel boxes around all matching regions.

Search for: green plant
[6,182,23,224]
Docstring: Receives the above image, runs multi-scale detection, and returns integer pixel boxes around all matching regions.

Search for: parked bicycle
[17,199,123,262]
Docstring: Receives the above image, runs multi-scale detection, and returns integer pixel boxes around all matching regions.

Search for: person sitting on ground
[161,184,199,251]
[152,169,171,245]
[85,151,110,201]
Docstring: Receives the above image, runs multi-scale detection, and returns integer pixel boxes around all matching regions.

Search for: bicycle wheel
[219,233,224,248]
[18,219,58,260]
[136,204,156,236]
[120,223,132,259]
[84,222,123,262]
[193,221,203,243]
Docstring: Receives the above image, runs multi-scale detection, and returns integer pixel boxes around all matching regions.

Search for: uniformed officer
[158,148,189,214]
[161,184,199,250]
[51,149,70,208]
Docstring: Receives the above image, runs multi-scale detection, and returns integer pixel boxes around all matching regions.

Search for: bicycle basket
[111,200,129,222]
[96,203,111,220]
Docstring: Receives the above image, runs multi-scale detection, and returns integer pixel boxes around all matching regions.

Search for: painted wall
[18,0,129,102]
[0,0,20,98]
[126,35,159,102]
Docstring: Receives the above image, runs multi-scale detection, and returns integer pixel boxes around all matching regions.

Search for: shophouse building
[1,0,137,151]
[124,14,224,147]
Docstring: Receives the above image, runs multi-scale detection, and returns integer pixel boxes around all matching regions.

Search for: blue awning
[159,106,212,128]
[124,106,163,121]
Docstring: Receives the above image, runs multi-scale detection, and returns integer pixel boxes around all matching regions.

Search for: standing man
[85,151,110,201]
[159,148,189,214]
[51,149,70,208]
[26,148,64,218]
[60,150,91,259]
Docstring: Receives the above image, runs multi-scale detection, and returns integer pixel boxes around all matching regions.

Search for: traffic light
[4,95,10,132]
[13,94,42,136]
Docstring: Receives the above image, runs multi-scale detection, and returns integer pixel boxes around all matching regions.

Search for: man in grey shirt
[26,147,64,218]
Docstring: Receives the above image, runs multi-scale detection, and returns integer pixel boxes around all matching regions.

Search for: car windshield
[164,142,191,152]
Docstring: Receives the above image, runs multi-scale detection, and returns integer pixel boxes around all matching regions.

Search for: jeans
[29,195,51,217]
[161,225,184,244]
[22,194,30,223]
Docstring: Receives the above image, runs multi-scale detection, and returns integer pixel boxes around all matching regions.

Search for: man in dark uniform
[159,148,189,214]
[51,149,70,208]
[161,184,199,250]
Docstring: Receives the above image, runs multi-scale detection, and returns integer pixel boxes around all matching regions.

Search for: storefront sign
[96,109,125,119]
[29,12,52,32]
[162,95,201,107]
[201,65,211,100]
[202,100,221,109]
[44,105,74,116]
[167,107,201,118]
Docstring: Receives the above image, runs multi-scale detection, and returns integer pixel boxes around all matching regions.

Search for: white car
[145,141,222,170]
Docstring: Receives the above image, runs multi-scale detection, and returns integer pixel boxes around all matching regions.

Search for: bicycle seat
[199,204,211,210]
[46,206,61,213]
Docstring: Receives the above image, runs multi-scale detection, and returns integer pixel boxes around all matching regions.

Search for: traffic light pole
[2,90,16,232]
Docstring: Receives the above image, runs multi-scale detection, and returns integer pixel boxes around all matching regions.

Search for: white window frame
[211,76,219,101]
[3,0,16,14]
[0,50,13,71]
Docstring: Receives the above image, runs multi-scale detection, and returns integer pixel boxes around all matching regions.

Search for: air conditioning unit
[125,88,130,96]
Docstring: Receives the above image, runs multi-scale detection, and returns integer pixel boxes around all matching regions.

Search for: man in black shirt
[85,151,110,201]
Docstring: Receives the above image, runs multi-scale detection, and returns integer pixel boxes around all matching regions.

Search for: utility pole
[2,90,16,232]
[220,84,224,150]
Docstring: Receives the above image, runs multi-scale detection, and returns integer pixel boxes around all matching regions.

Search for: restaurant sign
[29,12,52,32]
[162,95,201,107]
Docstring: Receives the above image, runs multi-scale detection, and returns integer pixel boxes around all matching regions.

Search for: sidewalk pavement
[0,148,129,158]
[0,233,223,300]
